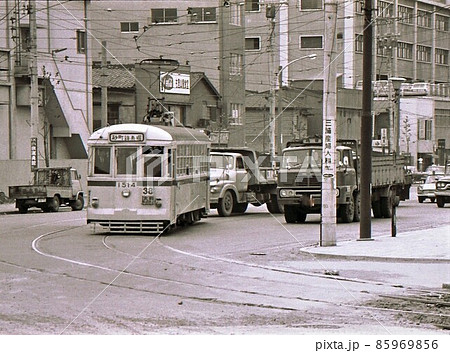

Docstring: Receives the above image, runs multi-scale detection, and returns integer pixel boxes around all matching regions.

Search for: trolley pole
[320,0,338,246]
[29,0,39,171]
[360,0,374,240]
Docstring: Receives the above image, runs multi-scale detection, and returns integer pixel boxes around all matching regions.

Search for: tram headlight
[91,197,99,208]
[155,198,162,208]
[122,189,131,198]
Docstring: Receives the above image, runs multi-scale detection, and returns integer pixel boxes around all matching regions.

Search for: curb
[298,248,450,263]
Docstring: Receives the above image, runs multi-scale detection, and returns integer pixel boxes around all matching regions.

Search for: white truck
[209,148,281,216]
[9,167,84,214]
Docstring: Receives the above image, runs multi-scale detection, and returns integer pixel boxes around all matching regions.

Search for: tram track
[42,228,450,323]
[1,216,447,332]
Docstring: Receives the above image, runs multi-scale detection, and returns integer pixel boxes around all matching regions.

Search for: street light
[272,53,317,156]
[388,77,405,154]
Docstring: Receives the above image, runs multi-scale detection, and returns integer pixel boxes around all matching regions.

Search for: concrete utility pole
[320,0,338,247]
[360,0,374,240]
[267,5,276,165]
[101,41,108,128]
[29,0,39,171]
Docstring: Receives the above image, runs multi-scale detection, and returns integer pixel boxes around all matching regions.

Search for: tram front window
[93,147,111,175]
[116,147,137,175]
[143,146,164,178]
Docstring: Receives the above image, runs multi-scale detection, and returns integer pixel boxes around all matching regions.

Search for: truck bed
[372,154,408,187]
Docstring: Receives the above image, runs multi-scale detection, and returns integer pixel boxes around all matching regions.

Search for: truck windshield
[210,154,233,169]
[281,148,322,169]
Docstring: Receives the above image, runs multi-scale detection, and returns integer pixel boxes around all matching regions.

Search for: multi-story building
[88,0,245,146]
[0,0,92,194]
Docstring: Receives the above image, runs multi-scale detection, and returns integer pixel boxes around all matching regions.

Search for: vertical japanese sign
[322,119,335,178]
[31,137,38,171]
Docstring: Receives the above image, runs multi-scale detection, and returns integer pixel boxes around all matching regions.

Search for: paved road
[0,186,449,334]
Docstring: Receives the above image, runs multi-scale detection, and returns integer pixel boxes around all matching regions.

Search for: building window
[417,10,431,28]
[230,3,242,26]
[355,34,363,53]
[435,15,449,32]
[230,53,243,76]
[435,48,449,65]
[418,120,432,141]
[417,45,431,63]
[299,0,323,10]
[377,1,393,18]
[300,36,323,49]
[355,1,363,14]
[151,8,178,24]
[245,37,261,51]
[397,42,412,60]
[245,0,260,12]
[108,104,120,125]
[120,22,139,33]
[76,30,86,54]
[0,50,9,81]
[229,103,243,125]
[188,7,216,23]
[398,5,413,24]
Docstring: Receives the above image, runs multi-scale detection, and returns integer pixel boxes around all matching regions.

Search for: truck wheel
[47,196,60,212]
[18,203,28,214]
[418,197,425,203]
[381,196,393,218]
[353,192,361,222]
[372,200,382,218]
[339,198,354,223]
[437,197,445,208]
[266,195,282,214]
[296,211,307,223]
[217,190,235,217]
[284,205,297,223]
[71,195,84,211]
[233,202,248,214]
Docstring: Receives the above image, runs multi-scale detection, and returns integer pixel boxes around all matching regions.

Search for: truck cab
[209,148,280,216]
[277,140,359,223]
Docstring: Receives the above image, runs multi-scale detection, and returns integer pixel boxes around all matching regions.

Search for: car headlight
[280,189,295,197]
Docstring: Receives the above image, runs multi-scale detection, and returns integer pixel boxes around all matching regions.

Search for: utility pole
[276,66,282,155]
[29,0,39,171]
[101,41,108,128]
[267,4,276,165]
[360,0,374,240]
[320,0,338,247]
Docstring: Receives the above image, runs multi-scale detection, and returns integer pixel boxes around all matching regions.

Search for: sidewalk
[301,225,450,262]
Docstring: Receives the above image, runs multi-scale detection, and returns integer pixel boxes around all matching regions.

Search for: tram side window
[94,147,111,174]
[143,146,164,178]
[116,147,137,175]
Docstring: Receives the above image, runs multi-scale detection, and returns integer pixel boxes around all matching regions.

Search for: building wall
[0,1,92,167]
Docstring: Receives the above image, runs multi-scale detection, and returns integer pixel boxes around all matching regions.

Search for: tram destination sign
[109,133,145,143]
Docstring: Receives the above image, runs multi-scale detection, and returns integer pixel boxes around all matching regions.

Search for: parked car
[417,175,440,203]
[435,176,450,208]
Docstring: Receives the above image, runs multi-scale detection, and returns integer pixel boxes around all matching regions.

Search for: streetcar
[86,123,210,234]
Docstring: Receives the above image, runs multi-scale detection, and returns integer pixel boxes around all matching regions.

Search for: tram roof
[88,123,210,144]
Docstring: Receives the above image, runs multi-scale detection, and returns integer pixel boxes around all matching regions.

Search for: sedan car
[435,176,450,208]
[417,175,440,203]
